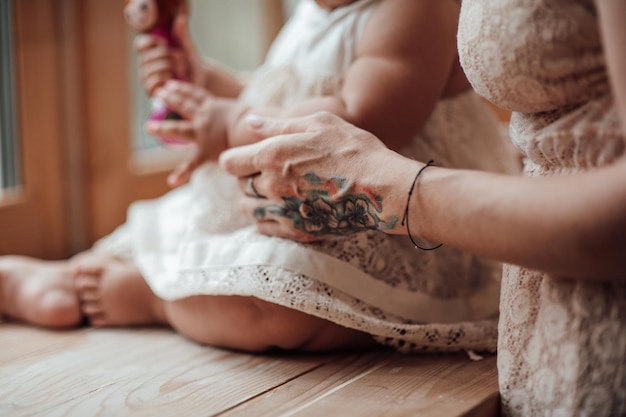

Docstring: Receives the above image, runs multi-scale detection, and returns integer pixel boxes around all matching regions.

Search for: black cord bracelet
[400,160,443,251]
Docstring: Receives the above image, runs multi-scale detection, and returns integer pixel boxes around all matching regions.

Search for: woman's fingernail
[246,114,265,128]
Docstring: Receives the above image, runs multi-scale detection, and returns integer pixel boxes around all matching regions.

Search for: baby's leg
[74,253,377,352]
[0,256,82,328]
[73,252,168,327]
[166,295,378,352]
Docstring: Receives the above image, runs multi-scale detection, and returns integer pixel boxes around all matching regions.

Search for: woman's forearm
[400,157,626,280]
[219,112,626,281]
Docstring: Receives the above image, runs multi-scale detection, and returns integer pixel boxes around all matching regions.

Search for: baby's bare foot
[73,253,166,327]
[0,256,82,328]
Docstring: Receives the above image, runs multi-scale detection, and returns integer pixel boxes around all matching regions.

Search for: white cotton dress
[458,0,626,415]
[96,0,520,352]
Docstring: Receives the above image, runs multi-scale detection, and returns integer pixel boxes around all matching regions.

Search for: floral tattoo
[254,172,399,236]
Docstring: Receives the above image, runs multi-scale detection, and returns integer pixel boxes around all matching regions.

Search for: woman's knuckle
[313,111,338,125]
[257,144,282,169]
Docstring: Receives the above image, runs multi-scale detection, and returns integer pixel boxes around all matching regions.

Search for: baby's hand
[134,14,205,96]
[135,34,179,96]
[146,80,232,187]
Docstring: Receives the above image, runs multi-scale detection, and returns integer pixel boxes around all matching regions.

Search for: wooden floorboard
[224,352,499,417]
[0,324,499,417]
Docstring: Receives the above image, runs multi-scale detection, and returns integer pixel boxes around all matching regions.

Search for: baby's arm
[231,0,464,151]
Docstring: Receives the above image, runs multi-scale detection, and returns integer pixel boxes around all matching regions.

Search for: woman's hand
[146,80,234,187]
[219,112,413,241]
[134,14,207,96]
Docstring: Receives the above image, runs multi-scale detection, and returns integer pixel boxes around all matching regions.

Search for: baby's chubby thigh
[163,295,376,352]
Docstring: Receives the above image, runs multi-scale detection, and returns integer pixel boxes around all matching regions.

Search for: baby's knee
[165,296,326,352]
[236,300,377,352]
[250,299,327,351]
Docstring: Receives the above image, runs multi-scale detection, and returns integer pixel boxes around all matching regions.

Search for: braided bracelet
[400,160,443,251]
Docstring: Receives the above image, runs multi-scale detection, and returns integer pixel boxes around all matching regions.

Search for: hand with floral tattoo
[255,172,396,238]
[219,112,420,242]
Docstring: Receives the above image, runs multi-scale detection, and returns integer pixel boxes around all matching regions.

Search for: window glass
[0,0,21,191]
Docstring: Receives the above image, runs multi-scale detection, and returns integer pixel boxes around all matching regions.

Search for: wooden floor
[0,324,499,417]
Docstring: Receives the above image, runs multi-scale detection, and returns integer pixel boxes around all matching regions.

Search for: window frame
[0,0,69,258]
[1,0,284,258]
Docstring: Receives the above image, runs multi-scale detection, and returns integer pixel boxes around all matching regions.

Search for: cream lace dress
[96,0,519,353]
[458,0,626,415]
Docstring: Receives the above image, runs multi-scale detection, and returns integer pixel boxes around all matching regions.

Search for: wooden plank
[0,325,499,417]
[0,326,333,417]
[224,352,499,417]
[221,351,394,417]
[0,324,92,365]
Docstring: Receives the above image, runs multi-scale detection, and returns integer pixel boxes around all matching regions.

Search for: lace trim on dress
[167,264,499,352]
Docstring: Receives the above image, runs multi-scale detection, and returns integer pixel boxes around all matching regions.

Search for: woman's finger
[219,140,269,178]
[256,221,315,243]
[246,111,344,139]
[220,112,346,176]
[238,198,320,242]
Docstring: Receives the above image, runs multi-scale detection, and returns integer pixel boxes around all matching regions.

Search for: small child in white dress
[0,0,520,353]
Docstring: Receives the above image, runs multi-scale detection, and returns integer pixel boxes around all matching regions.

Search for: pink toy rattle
[124,0,188,145]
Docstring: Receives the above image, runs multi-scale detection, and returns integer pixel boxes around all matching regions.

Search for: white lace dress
[96,0,519,353]
[458,0,626,415]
